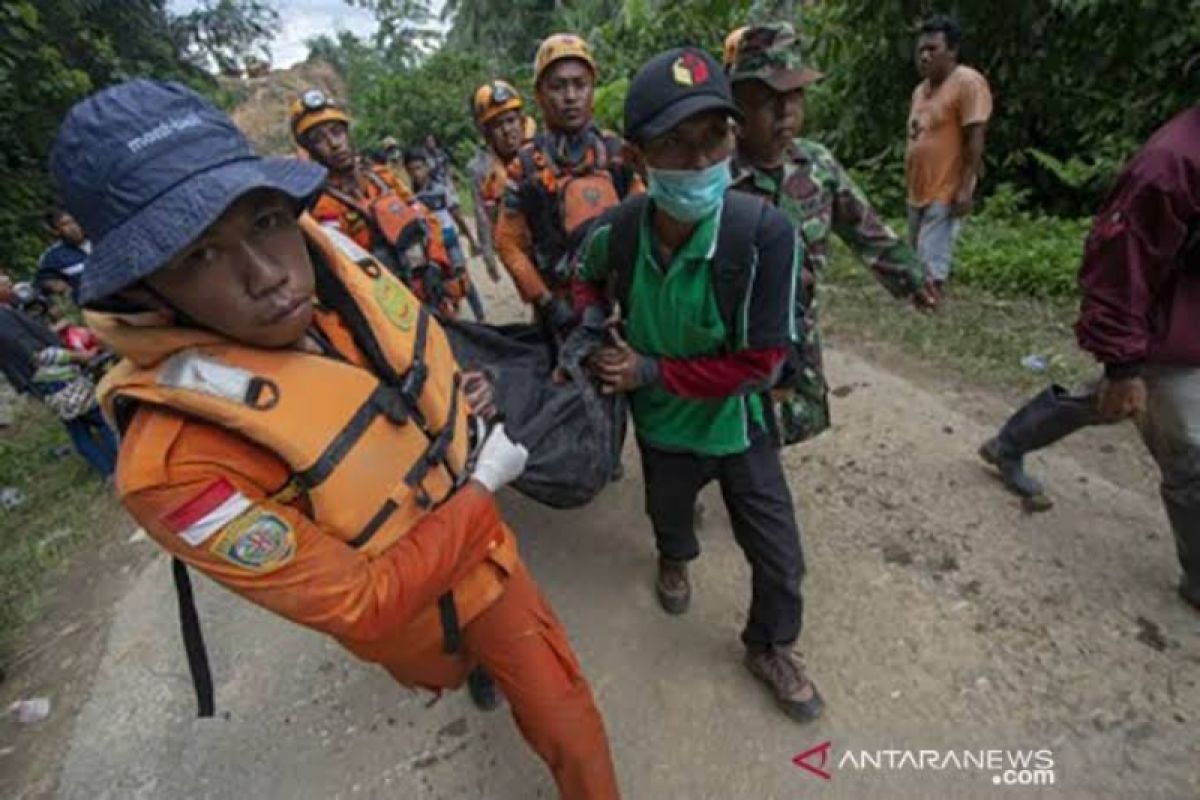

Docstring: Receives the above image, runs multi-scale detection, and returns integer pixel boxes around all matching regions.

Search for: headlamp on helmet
[290,89,351,142]
[472,80,524,126]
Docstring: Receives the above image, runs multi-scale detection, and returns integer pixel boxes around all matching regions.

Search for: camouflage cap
[729,22,823,92]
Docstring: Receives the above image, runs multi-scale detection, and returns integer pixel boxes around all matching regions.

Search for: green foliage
[593,77,629,131]
[0,402,113,647]
[0,2,92,272]
[349,0,440,67]
[955,185,1090,300]
[0,0,275,278]
[171,0,280,75]
[357,49,492,150]
[443,0,564,67]
[804,0,1200,215]
[587,0,750,88]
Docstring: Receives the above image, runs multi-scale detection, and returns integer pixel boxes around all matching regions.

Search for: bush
[953,185,1089,300]
[956,223,1086,301]
[846,160,1090,301]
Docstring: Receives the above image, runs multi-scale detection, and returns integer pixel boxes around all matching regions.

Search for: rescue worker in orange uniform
[494,34,642,337]
[290,90,465,316]
[468,80,530,283]
[51,79,620,800]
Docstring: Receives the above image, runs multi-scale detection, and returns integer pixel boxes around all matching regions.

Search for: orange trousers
[383,563,620,799]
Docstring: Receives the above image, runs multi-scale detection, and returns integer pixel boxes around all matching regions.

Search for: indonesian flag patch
[163,478,253,547]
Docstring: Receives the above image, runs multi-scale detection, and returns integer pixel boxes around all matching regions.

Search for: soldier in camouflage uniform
[727,23,938,444]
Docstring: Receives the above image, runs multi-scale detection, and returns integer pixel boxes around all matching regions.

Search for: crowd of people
[1,12,1196,799]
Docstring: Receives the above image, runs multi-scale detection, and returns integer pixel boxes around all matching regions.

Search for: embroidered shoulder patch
[209,509,295,572]
[374,273,418,331]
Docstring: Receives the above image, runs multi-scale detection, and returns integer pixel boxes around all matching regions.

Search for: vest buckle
[399,362,428,407]
[372,386,410,424]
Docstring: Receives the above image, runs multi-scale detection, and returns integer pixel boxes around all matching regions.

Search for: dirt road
[4,266,1198,799]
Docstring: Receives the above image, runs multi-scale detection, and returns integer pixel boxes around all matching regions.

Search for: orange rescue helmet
[534,33,596,86]
[290,88,351,142]
[472,80,524,127]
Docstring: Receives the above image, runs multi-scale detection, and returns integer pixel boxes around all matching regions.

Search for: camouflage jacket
[732,138,925,297]
[731,138,925,445]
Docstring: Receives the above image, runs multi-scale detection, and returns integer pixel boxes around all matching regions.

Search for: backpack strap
[601,134,632,199]
[322,183,371,219]
[711,191,770,343]
[603,194,650,314]
[363,169,391,194]
[518,135,551,182]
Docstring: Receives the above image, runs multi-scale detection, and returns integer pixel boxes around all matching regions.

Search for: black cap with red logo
[623,47,742,143]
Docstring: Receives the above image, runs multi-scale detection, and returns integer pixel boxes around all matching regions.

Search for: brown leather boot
[744,646,825,722]
[655,557,690,615]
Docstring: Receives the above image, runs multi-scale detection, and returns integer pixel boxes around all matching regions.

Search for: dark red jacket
[1075,107,1200,377]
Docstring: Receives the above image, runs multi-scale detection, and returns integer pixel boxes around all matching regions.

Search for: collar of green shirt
[639,197,723,268]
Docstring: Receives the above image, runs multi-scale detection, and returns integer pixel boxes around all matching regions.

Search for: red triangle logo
[792,741,833,781]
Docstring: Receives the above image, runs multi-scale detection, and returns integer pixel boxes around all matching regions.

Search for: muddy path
[3,263,1197,800]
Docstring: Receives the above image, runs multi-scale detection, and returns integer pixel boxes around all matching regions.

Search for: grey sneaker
[745,646,825,723]
[656,557,690,615]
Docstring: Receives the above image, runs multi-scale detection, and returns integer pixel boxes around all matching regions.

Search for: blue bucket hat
[51,79,327,305]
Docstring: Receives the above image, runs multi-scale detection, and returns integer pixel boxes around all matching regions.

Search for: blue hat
[51,79,327,305]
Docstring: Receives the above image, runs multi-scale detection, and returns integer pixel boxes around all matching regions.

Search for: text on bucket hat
[50,79,327,305]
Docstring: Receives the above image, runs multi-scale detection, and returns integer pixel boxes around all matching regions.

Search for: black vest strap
[404,371,462,510]
[172,557,215,718]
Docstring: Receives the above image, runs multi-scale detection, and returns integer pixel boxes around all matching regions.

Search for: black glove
[537,295,576,336]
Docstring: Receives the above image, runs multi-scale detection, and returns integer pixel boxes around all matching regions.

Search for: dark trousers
[64,406,118,477]
[464,283,487,322]
[637,431,805,649]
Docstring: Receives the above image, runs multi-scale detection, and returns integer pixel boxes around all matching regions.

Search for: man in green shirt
[574,47,823,723]
[727,23,937,443]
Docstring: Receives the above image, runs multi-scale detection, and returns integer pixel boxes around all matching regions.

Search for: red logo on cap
[672,52,711,86]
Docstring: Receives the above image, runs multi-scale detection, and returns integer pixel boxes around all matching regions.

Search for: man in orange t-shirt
[904,15,992,292]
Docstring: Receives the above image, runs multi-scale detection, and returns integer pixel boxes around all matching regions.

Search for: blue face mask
[646,158,733,223]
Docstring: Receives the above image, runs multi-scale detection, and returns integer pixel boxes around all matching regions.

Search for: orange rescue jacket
[312,166,463,312]
[494,128,644,303]
[92,216,517,672]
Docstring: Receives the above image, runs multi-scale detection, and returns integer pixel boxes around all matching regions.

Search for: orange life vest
[312,167,462,313]
[515,129,630,286]
[97,217,504,570]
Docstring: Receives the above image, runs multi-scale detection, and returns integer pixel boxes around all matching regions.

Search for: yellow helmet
[723,26,748,71]
[533,33,596,85]
[289,88,351,142]
[472,80,524,127]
